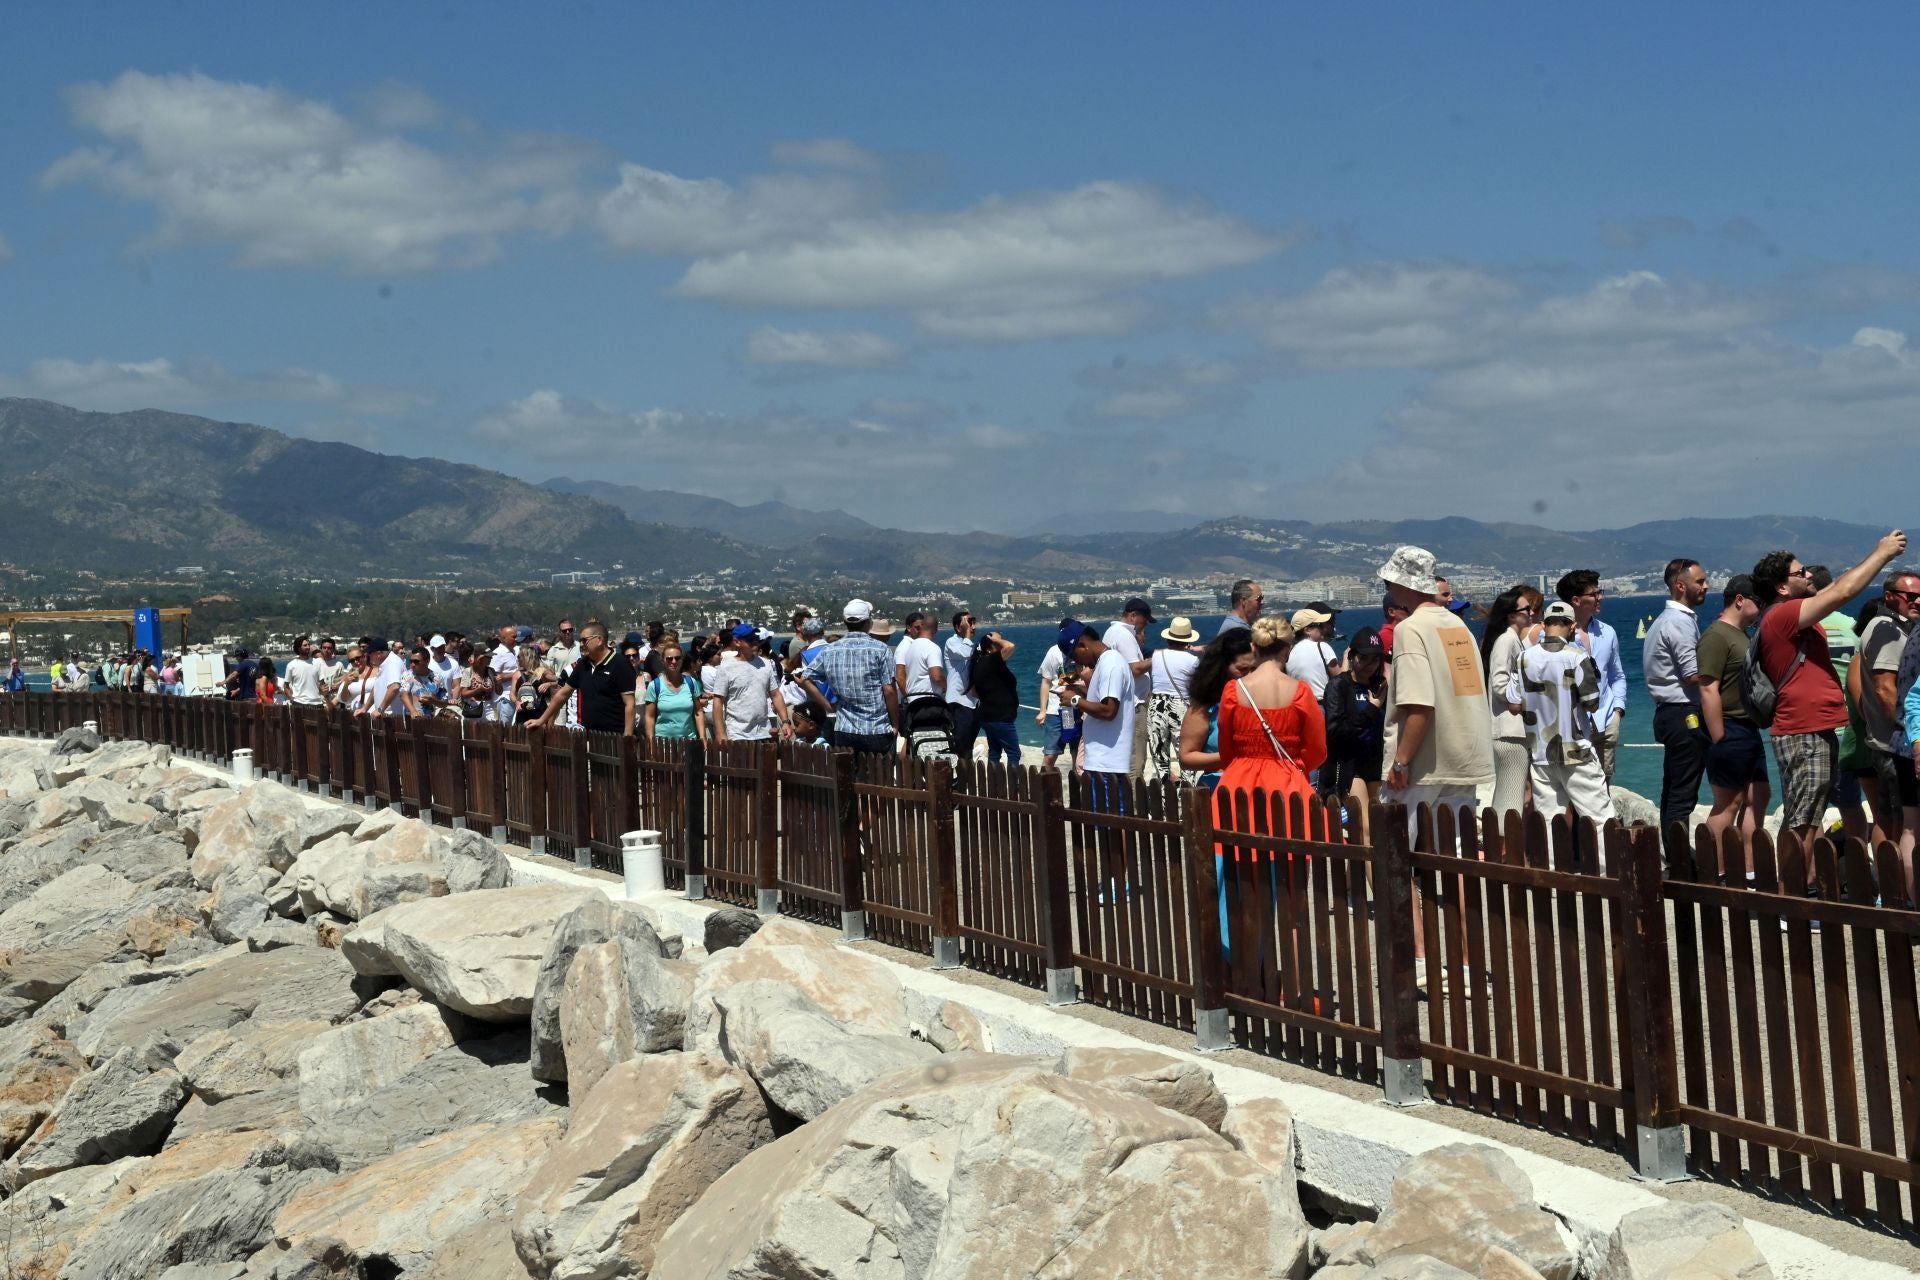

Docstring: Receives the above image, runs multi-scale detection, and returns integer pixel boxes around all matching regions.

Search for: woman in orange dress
[1212,616,1328,995]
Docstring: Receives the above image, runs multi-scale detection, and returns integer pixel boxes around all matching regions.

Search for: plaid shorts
[1773,729,1838,832]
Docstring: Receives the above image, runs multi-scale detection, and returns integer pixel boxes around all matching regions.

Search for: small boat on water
[1635,617,1649,639]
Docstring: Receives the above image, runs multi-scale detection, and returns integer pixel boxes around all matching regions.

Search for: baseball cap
[730,623,758,641]
[1057,618,1090,659]
[800,618,824,637]
[1723,574,1756,606]
[844,599,874,622]
[1122,596,1155,621]
[1346,626,1385,659]
[1543,601,1577,623]
[428,634,446,649]
[1289,606,1334,628]
[515,625,534,644]
[1446,598,1472,615]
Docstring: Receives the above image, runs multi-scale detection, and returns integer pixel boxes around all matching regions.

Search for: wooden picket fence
[2,688,1915,1237]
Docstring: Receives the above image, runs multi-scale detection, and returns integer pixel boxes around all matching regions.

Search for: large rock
[293,1027,563,1172]
[0,869,208,1012]
[1222,1096,1297,1178]
[924,1072,1309,1278]
[1357,1144,1578,1280]
[166,1083,308,1150]
[0,1025,87,1156]
[512,1053,773,1280]
[189,783,307,889]
[530,895,666,1083]
[8,1047,185,1183]
[413,1217,536,1280]
[53,725,103,757]
[296,999,464,1117]
[55,1135,327,1280]
[176,1018,332,1103]
[274,1115,564,1274]
[1055,1045,1229,1131]
[711,980,937,1123]
[72,945,363,1068]
[372,884,597,1021]
[559,936,698,1098]
[1610,788,1660,829]
[291,817,512,923]
[653,1054,1308,1280]
[702,906,763,953]
[0,1156,148,1278]
[684,939,909,1056]
[1598,1201,1772,1280]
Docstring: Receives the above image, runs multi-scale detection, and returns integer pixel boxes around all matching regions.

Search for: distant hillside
[1019,509,1201,537]
[0,399,763,575]
[542,477,874,545]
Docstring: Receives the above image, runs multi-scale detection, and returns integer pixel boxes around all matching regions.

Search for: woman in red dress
[1212,616,1328,1002]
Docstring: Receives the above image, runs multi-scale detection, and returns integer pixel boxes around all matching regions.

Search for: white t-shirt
[1149,648,1199,698]
[313,658,344,697]
[1081,649,1137,774]
[1037,646,1067,714]
[1285,639,1339,699]
[428,653,460,691]
[1101,621,1149,704]
[284,657,324,706]
[896,635,944,699]
[374,651,408,715]
[943,634,977,708]
[707,656,780,740]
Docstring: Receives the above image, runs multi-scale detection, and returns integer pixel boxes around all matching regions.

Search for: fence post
[570,731,592,867]
[927,759,959,965]
[616,731,641,842]
[755,745,780,914]
[1036,769,1077,1005]
[526,726,550,855]
[1618,823,1687,1181]
[837,750,870,943]
[1373,803,1428,1106]
[684,739,707,901]
[1183,785,1231,1051]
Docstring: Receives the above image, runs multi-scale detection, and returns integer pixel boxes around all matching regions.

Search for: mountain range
[0,399,1894,584]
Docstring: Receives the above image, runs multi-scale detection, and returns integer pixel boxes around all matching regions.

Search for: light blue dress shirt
[1580,615,1629,724]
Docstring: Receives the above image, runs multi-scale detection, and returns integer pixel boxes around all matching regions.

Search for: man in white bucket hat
[1379,545,1494,837]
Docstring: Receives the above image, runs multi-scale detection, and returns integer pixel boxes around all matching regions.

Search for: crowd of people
[12,528,1918,897]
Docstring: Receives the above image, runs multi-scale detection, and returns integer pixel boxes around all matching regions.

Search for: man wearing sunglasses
[1751,531,1908,851]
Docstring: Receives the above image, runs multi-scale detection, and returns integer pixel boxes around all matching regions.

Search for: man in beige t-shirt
[1379,545,1495,844]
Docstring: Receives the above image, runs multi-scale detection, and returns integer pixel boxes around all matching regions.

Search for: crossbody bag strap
[1236,678,1299,769]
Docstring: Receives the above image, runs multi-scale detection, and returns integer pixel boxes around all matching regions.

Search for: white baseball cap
[429,634,446,648]
[844,599,874,622]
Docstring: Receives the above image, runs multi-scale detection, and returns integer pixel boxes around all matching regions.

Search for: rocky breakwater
[0,732,1776,1279]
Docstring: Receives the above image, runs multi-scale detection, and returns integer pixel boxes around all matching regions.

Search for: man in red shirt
[1750,530,1907,845]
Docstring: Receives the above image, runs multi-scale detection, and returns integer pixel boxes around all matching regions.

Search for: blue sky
[3,5,1918,533]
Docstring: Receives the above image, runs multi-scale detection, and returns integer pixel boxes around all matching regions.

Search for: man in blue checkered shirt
[799,599,900,754]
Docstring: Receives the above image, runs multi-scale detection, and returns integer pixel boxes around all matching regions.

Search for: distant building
[551,571,604,585]
[173,565,206,575]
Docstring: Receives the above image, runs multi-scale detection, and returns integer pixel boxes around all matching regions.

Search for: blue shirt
[1641,601,1700,707]
[1578,615,1628,724]
[803,632,895,736]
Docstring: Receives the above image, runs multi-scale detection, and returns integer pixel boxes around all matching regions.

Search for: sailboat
[1635,616,1650,639]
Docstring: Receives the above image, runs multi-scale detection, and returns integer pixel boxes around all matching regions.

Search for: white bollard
[232,748,255,785]
[621,830,665,899]
[82,720,99,735]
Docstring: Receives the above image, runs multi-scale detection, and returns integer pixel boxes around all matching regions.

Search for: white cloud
[594,164,876,255]
[961,422,1024,449]
[767,137,884,172]
[917,300,1144,342]
[0,354,429,415]
[1227,261,1520,368]
[42,71,588,272]
[1093,389,1191,419]
[677,182,1279,314]
[745,326,901,368]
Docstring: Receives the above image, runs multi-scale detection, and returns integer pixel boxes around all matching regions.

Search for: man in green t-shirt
[1697,575,1767,874]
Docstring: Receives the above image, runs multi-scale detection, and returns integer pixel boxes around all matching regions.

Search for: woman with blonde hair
[1482,585,1539,819]
[1214,616,1327,829]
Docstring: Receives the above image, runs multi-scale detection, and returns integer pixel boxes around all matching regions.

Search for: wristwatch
[1070,695,1083,708]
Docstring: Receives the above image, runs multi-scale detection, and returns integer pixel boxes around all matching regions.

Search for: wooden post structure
[526,725,550,855]
[684,739,707,900]
[927,759,959,964]
[837,749,870,942]
[570,731,592,867]
[1618,822,1687,1180]
[755,744,780,914]
[1373,803,1428,1106]
[1183,784,1231,1050]
[445,717,469,828]
[616,732,641,842]
[1036,769,1078,1005]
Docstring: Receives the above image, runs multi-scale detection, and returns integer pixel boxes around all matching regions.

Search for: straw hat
[1159,616,1201,644]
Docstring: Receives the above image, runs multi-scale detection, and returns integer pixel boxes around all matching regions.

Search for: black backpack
[1740,610,1806,729]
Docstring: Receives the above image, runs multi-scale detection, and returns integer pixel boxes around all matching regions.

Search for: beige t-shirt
[1382,604,1496,787]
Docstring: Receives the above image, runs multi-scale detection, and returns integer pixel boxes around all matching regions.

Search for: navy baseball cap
[730,623,757,641]
[1056,619,1090,659]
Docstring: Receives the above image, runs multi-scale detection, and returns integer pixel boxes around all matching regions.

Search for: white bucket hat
[1377,545,1438,595]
